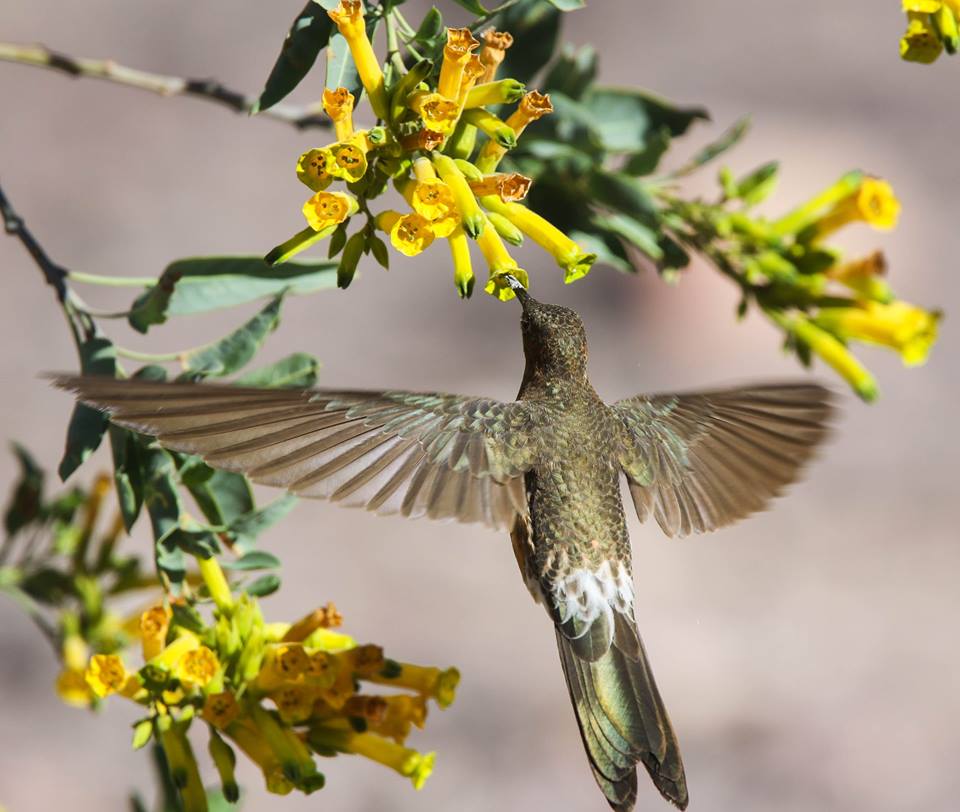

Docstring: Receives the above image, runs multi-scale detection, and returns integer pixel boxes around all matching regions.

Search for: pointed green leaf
[452,0,488,14]
[736,161,779,206]
[569,229,633,274]
[547,0,585,11]
[228,494,298,553]
[58,333,116,481]
[141,447,187,586]
[543,44,596,101]
[497,2,561,85]
[109,427,144,531]
[222,551,281,572]
[244,573,281,597]
[583,88,708,153]
[127,271,179,334]
[134,256,337,317]
[588,170,658,221]
[414,7,444,43]
[672,116,750,177]
[184,296,283,377]
[253,1,336,114]
[235,352,320,388]
[592,213,663,260]
[325,33,360,96]
[4,444,45,535]
[623,126,672,176]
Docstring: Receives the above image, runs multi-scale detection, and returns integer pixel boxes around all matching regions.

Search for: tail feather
[556,620,688,811]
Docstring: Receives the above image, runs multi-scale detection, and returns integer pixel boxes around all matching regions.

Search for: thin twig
[0,42,332,131]
[0,181,69,302]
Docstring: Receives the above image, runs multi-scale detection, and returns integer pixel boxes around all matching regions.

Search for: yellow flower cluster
[899,1,960,63]
[764,172,940,400]
[266,1,596,299]
[56,554,458,810]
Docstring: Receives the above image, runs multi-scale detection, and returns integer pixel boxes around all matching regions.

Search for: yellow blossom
[463,108,517,148]
[469,172,532,202]
[814,177,900,238]
[399,128,445,153]
[150,631,200,670]
[901,11,945,62]
[56,668,93,707]
[304,650,337,689]
[785,316,879,402]
[175,645,219,689]
[327,1,387,118]
[408,92,460,135]
[483,197,596,283]
[248,700,318,784]
[226,720,292,795]
[296,148,334,192]
[85,653,129,698]
[369,694,428,743]
[159,718,207,811]
[479,28,514,83]
[376,211,436,257]
[282,603,343,643]
[327,136,369,183]
[456,55,486,107]
[815,301,941,366]
[476,90,553,172]
[474,223,529,301]
[202,691,240,729]
[198,555,233,613]
[826,251,894,303]
[432,153,485,237]
[465,79,526,109]
[302,191,357,232]
[447,224,474,298]
[309,727,436,789]
[139,604,171,661]
[208,729,240,804]
[272,684,317,724]
[438,27,480,100]
[322,87,355,141]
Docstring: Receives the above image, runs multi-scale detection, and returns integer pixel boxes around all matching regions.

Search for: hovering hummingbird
[54,278,832,811]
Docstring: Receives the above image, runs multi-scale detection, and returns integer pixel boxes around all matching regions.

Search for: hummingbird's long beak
[504,274,529,307]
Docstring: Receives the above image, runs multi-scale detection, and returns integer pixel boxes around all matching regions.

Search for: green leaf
[228,494,298,552]
[337,232,365,289]
[222,551,281,572]
[4,444,45,536]
[414,7,444,43]
[328,222,348,258]
[570,229,633,274]
[369,234,390,269]
[736,161,779,206]
[583,88,708,153]
[244,573,281,598]
[622,126,672,176]
[109,427,144,532]
[543,44,596,101]
[253,0,336,114]
[673,116,750,176]
[588,170,658,222]
[132,256,337,318]
[325,33,359,97]
[127,272,178,334]
[58,333,116,481]
[171,603,206,635]
[141,447,187,586]
[497,1,561,85]
[452,0,487,14]
[184,295,283,377]
[235,352,320,388]
[547,0,585,10]
[185,466,254,528]
[592,213,663,261]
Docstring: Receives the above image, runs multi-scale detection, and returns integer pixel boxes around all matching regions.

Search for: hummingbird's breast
[520,391,632,599]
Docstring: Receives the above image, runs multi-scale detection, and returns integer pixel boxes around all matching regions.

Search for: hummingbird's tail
[555,614,688,811]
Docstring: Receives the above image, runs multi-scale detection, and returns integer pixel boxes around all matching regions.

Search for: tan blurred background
[1,1,957,810]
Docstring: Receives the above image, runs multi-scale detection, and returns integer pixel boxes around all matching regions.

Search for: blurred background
[1,1,957,810]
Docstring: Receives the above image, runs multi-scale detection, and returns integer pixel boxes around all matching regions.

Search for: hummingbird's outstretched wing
[613,383,833,538]
[52,376,544,531]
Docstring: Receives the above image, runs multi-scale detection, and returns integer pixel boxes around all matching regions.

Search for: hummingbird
[53,277,832,811]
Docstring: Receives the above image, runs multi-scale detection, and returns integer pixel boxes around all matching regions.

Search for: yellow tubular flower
[901,11,944,63]
[139,604,172,661]
[456,55,486,107]
[479,28,514,83]
[438,27,480,100]
[376,210,436,256]
[476,91,553,172]
[56,668,94,707]
[226,720,294,796]
[369,694,429,743]
[327,1,387,119]
[151,631,200,669]
[469,173,532,202]
[815,302,941,366]
[787,316,879,402]
[399,128,445,153]
[447,224,475,298]
[197,555,233,613]
[302,191,358,232]
[343,694,389,723]
[272,684,317,724]
[159,720,208,812]
[202,691,240,729]
[432,153,485,237]
[302,627,357,652]
[473,224,530,301]
[322,87,355,141]
[312,727,436,789]
[407,91,460,134]
[175,646,220,690]
[296,148,334,192]
[401,177,457,222]
[463,108,517,148]
[465,79,526,109]
[814,177,901,238]
[826,251,894,303]
[248,701,317,784]
[367,662,461,707]
[483,197,596,283]
[85,654,128,698]
[208,730,240,804]
[328,135,370,182]
[282,603,343,643]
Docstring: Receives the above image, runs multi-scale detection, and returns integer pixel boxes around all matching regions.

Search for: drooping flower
[784,315,879,402]
[139,604,171,661]
[175,645,220,689]
[85,653,129,698]
[322,87,355,141]
[376,211,436,257]
[469,172,532,202]
[815,301,941,366]
[826,251,894,303]
[431,153,485,238]
[476,91,553,172]
[438,27,480,99]
[465,79,526,109]
[302,191,357,232]
[327,1,387,118]
[479,28,514,83]
[408,92,461,134]
[813,177,901,237]
[202,690,241,729]
[296,148,334,192]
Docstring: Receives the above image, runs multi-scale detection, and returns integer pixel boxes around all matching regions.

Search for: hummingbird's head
[506,275,588,380]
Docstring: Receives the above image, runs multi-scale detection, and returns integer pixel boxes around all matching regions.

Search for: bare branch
[0,42,332,130]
